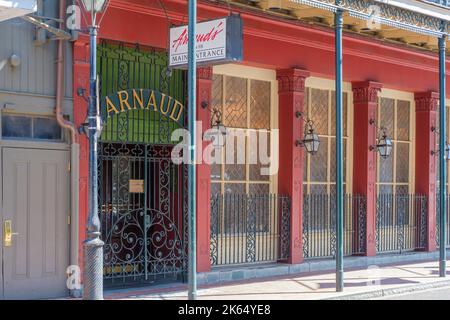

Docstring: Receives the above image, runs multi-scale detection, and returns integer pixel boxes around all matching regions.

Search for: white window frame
[211,64,278,195]
[376,88,416,195]
[302,77,354,195]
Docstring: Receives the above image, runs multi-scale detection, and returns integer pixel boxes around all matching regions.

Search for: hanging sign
[169,14,243,68]
[100,89,184,126]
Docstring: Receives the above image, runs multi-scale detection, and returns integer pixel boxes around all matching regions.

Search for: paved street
[384,287,450,300]
[102,259,450,300]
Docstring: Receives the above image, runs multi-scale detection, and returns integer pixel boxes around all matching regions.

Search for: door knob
[4,220,18,247]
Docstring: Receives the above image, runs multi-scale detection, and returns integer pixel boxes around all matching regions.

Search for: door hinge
[68,215,71,225]
[68,162,71,172]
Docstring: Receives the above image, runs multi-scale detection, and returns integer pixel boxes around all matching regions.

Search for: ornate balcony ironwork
[302,194,366,259]
[376,194,427,254]
[435,193,450,248]
[210,193,291,266]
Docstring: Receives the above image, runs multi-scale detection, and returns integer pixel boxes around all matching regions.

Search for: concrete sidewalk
[104,259,450,300]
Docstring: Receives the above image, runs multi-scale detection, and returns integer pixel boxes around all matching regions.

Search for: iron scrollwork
[302,196,310,259]
[280,196,291,261]
[246,197,257,263]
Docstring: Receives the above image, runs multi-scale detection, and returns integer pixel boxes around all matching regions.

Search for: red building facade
[73,0,450,286]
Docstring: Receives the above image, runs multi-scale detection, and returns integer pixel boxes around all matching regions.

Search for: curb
[198,250,450,287]
[325,279,450,300]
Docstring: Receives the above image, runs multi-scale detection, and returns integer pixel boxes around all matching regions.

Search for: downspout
[56,0,80,296]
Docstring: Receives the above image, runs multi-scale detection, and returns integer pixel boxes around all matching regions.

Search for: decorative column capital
[352,81,382,104]
[414,92,439,112]
[197,67,213,80]
[276,68,310,94]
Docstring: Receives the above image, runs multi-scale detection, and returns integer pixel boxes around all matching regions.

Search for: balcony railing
[302,194,366,259]
[423,0,450,8]
[376,194,427,254]
[210,194,291,266]
[210,192,430,267]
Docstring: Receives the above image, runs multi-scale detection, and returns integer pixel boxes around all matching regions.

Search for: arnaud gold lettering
[159,93,167,115]
[103,90,184,125]
[161,95,172,115]
[146,91,158,111]
[106,96,119,115]
[132,89,145,109]
[170,100,184,122]
[118,90,132,112]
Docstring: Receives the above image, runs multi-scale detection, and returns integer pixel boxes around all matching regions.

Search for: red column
[196,67,213,272]
[73,36,90,270]
[352,81,382,257]
[276,68,310,264]
[415,92,438,252]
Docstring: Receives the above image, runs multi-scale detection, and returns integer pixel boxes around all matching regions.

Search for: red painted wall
[75,0,450,271]
[73,35,90,271]
[96,0,450,95]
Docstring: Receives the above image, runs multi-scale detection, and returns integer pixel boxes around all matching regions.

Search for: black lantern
[202,101,227,149]
[208,121,227,149]
[430,127,450,160]
[369,120,393,159]
[296,118,320,155]
[375,132,393,159]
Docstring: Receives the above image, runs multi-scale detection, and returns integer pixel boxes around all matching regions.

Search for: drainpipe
[55,0,80,296]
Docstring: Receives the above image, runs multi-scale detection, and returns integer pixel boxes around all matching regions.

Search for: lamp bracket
[295,111,304,118]
[431,143,450,157]
[295,140,305,148]
[77,88,89,103]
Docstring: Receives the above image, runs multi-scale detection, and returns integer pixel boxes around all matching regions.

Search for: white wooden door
[2,148,69,299]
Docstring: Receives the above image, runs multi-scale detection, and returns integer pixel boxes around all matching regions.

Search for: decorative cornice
[197,67,213,80]
[276,69,310,93]
[352,81,383,104]
[292,0,447,37]
[414,91,439,112]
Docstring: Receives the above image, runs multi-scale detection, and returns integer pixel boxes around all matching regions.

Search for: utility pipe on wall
[55,0,80,296]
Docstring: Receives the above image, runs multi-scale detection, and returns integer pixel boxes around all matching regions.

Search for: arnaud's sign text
[169,14,243,68]
[101,89,184,126]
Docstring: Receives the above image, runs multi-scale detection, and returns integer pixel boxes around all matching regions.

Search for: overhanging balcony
[221,0,450,51]
[0,0,37,22]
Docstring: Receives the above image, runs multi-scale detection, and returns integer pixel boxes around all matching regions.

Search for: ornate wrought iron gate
[97,42,188,286]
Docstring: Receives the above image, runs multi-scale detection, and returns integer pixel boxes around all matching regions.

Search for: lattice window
[211,74,273,196]
[376,97,413,195]
[303,87,350,195]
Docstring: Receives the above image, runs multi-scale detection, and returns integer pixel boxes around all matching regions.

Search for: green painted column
[335,1,344,292]
[438,27,447,278]
[188,0,198,300]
